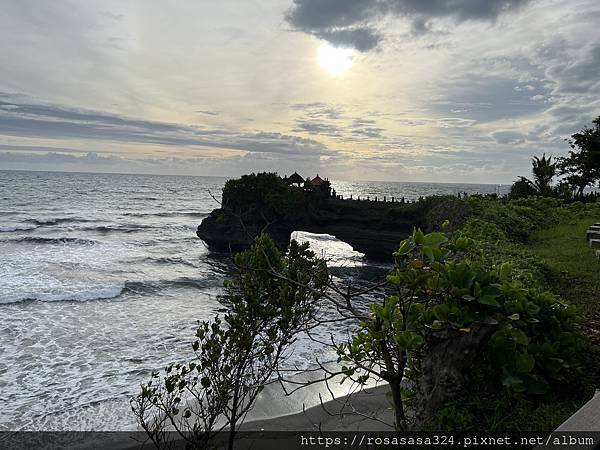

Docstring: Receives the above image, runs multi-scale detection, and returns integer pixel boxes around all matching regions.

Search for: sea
[0,170,509,431]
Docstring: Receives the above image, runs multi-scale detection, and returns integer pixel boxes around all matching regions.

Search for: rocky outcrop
[197,194,468,261]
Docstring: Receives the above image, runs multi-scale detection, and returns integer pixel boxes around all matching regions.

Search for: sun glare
[318,43,354,75]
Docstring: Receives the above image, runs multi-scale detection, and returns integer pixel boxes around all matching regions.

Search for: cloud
[0,149,328,178]
[530,94,546,101]
[313,27,382,52]
[0,151,118,165]
[293,120,342,136]
[546,43,600,95]
[430,77,546,123]
[285,0,533,51]
[490,130,527,145]
[514,84,535,91]
[0,94,333,157]
[195,110,219,116]
[290,102,345,120]
[395,117,477,128]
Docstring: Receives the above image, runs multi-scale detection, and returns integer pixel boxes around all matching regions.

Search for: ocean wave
[0,225,37,232]
[0,277,220,305]
[124,277,218,294]
[79,224,153,234]
[8,236,98,245]
[137,256,199,267]
[25,217,98,226]
[122,211,207,218]
[0,285,125,304]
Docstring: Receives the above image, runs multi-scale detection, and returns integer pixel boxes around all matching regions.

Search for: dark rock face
[197,196,468,261]
[196,209,293,255]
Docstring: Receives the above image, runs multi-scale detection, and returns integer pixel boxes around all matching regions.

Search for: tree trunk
[389,377,406,430]
[380,340,407,430]
[413,320,498,427]
[228,388,239,450]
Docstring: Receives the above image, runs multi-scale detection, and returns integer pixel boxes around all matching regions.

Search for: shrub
[338,229,580,428]
[132,234,327,450]
[509,178,537,199]
[466,197,562,242]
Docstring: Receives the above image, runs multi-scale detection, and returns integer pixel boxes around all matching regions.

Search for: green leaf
[478,295,501,307]
[414,229,425,245]
[454,236,470,251]
[386,274,401,284]
[431,320,444,330]
[395,330,424,351]
[501,373,524,388]
[511,328,530,346]
[499,262,512,280]
[423,232,448,248]
[522,374,549,395]
[515,352,535,373]
[423,246,434,262]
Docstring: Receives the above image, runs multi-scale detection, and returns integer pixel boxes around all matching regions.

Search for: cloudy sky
[1,0,599,183]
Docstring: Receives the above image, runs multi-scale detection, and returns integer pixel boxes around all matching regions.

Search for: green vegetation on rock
[221,172,305,220]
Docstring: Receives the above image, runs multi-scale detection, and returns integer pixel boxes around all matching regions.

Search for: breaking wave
[8,236,98,245]
[0,277,219,304]
[24,217,99,226]
[0,225,37,232]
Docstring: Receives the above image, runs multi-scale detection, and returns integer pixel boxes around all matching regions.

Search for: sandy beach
[240,383,394,432]
[64,382,395,450]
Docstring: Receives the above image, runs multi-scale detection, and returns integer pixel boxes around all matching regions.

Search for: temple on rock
[309,174,331,196]
[284,171,304,187]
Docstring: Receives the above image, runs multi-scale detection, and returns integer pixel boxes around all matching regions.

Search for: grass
[527,217,600,320]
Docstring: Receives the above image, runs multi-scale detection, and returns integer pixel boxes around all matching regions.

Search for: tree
[530,154,557,196]
[221,172,305,221]
[509,154,556,198]
[131,234,327,450]
[559,116,600,197]
[509,177,537,199]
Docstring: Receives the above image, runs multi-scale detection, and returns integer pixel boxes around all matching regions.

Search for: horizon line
[0,168,513,186]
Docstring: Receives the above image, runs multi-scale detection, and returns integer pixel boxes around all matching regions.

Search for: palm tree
[530,154,556,196]
[510,154,557,198]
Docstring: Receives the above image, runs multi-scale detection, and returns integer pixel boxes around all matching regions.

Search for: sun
[318,43,354,75]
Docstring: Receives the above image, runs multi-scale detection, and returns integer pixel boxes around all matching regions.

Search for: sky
[0,0,599,183]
